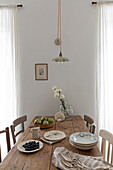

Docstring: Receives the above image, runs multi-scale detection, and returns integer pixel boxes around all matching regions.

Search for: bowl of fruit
[34,116,55,129]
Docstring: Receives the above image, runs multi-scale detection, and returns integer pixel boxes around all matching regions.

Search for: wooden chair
[84,115,96,134]
[0,127,11,163]
[10,115,27,144]
[99,129,113,164]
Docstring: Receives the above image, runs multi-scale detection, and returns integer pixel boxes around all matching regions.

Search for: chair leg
[6,127,11,152]
[0,145,1,163]
[10,125,16,144]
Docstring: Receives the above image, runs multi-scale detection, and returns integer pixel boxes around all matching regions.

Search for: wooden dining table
[0,115,102,170]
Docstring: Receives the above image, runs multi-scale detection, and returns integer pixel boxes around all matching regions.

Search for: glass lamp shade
[52,52,69,62]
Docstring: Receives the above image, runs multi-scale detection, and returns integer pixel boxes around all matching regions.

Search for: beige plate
[70,140,98,147]
[69,140,97,150]
[44,130,66,141]
[17,140,43,153]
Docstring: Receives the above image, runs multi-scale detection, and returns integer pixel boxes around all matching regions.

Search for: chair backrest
[0,127,11,163]
[99,129,113,164]
[10,115,27,144]
[84,115,95,134]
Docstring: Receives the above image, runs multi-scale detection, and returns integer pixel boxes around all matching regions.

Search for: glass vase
[59,104,72,120]
[66,105,73,116]
[59,99,72,120]
[63,109,72,121]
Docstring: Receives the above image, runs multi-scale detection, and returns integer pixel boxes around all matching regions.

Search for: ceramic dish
[69,140,97,150]
[69,132,98,145]
[70,139,98,147]
[34,122,55,129]
[43,130,66,141]
[17,140,43,153]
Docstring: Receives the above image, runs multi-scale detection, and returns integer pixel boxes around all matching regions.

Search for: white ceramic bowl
[69,139,97,150]
[69,132,98,145]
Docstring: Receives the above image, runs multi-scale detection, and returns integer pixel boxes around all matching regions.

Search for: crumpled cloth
[52,147,113,170]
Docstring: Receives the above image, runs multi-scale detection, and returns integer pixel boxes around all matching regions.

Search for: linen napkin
[40,137,66,145]
[52,147,113,170]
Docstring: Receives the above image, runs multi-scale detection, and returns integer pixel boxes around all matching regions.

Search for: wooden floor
[0,116,102,170]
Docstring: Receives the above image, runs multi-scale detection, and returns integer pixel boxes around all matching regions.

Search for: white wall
[0,0,97,126]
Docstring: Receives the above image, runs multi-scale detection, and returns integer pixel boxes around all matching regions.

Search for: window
[0,6,18,158]
[96,2,113,133]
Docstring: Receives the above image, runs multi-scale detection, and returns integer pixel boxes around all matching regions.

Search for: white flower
[54,93,59,98]
[59,94,65,99]
[57,89,62,92]
[55,89,59,93]
[52,86,57,90]
[54,90,58,95]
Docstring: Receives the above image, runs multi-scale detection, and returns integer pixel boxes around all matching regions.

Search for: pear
[43,120,49,125]
[41,116,47,122]
[48,118,54,123]
[34,118,42,124]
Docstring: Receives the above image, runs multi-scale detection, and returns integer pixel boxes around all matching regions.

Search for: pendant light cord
[59,0,62,53]
[52,0,69,62]
[57,0,62,55]
[57,0,60,39]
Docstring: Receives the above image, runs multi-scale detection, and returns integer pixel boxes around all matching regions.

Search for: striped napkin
[52,147,113,170]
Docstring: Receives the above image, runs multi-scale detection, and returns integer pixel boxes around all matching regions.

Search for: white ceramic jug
[30,127,41,139]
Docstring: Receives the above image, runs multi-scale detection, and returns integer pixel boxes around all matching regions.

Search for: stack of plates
[69,132,99,150]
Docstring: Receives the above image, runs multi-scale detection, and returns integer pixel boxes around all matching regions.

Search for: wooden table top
[0,116,101,170]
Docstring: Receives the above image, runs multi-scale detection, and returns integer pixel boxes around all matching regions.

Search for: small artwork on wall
[35,64,48,80]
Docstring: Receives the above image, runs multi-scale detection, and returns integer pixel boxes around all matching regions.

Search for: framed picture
[35,64,48,80]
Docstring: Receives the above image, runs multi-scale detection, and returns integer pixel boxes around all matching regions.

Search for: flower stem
[60,99,66,110]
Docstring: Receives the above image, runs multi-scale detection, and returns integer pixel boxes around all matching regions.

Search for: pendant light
[52,0,69,62]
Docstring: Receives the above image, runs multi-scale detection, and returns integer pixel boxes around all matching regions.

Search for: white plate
[69,140,97,150]
[17,140,43,153]
[43,130,66,141]
[70,139,98,147]
[69,132,98,145]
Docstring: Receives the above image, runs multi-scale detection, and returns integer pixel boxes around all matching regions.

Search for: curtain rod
[92,1,113,4]
[0,4,23,8]
[92,1,97,4]
[17,4,23,8]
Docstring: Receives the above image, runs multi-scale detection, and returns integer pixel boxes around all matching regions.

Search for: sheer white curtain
[0,6,18,157]
[96,1,113,134]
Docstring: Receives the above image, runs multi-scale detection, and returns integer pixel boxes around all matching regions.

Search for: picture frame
[35,64,48,80]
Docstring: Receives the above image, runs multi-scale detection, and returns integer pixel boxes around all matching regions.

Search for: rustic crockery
[43,130,66,141]
[17,140,43,153]
[30,127,41,139]
[34,121,55,129]
[69,132,98,150]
